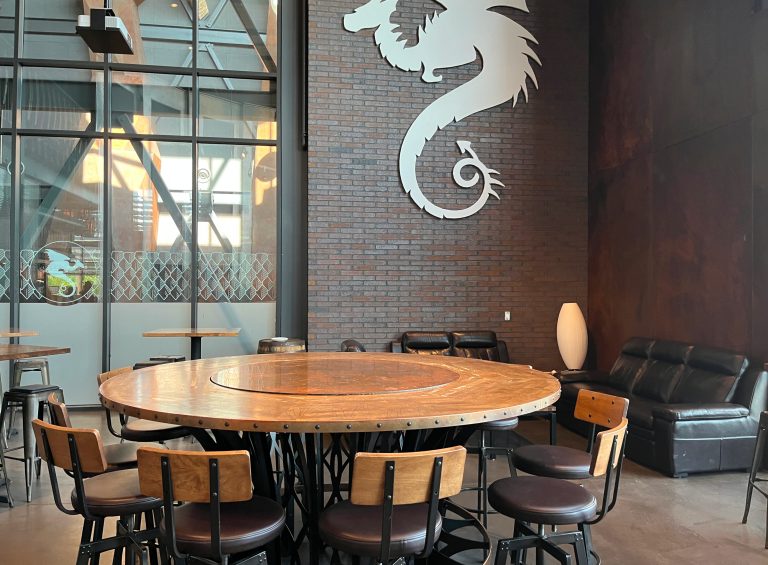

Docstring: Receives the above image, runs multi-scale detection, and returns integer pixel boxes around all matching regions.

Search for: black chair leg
[91,519,104,565]
[743,424,766,524]
[78,520,95,565]
[494,539,511,565]
[550,412,557,445]
[477,430,486,527]
[573,530,589,565]
[579,523,596,565]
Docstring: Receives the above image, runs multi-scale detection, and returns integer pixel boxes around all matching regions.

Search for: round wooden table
[99,352,559,433]
[99,353,560,564]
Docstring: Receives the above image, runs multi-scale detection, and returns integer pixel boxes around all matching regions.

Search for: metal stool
[0,384,61,502]
[11,358,50,388]
[6,359,50,438]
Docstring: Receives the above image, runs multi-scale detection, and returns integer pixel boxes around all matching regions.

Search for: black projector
[76,8,134,55]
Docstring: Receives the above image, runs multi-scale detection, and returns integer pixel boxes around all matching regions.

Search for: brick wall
[307,0,589,369]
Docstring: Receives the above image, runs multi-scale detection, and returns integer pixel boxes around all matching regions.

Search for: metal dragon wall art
[343,0,541,220]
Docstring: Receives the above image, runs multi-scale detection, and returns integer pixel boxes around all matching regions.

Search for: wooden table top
[143,328,241,338]
[0,329,39,338]
[0,344,71,361]
[99,353,560,433]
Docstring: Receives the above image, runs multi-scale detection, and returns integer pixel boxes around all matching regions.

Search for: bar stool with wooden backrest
[137,446,286,565]
[742,410,768,549]
[99,367,193,443]
[32,419,162,565]
[47,392,141,471]
[489,417,629,565]
[319,445,467,564]
[511,389,629,480]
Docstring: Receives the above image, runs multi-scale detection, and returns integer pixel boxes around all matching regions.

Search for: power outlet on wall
[504,311,511,321]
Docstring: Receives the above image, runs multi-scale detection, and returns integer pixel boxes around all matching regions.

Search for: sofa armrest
[555,369,607,384]
[653,403,750,422]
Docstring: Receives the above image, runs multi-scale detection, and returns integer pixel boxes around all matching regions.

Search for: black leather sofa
[557,337,767,477]
[390,331,510,362]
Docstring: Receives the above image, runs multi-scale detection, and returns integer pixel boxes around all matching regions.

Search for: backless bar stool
[0,383,61,501]
[5,358,50,439]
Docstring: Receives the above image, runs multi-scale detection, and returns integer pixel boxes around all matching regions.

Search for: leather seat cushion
[481,417,519,431]
[71,469,161,517]
[319,501,442,558]
[488,476,597,525]
[104,442,140,469]
[121,419,191,442]
[162,498,285,558]
[626,396,664,429]
[512,445,591,479]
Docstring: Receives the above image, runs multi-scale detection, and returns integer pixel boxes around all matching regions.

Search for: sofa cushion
[632,343,689,403]
[625,395,662,430]
[605,338,653,393]
[560,382,624,404]
[401,332,451,355]
[670,346,749,404]
[451,331,505,362]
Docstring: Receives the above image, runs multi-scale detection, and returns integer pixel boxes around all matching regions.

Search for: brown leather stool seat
[71,468,161,517]
[512,445,591,479]
[480,416,519,431]
[319,501,443,558]
[163,498,285,559]
[104,442,141,469]
[121,419,191,443]
[489,476,597,525]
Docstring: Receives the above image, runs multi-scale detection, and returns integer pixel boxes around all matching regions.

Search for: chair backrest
[32,419,108,475]
[590,417,629,477]
[47,391,72,428]
[574,389,629,429]
[340,339,366,352]
[137,447,253,504]
[350,445,466,506]
[97,366,132,387]
[401,332,452,356]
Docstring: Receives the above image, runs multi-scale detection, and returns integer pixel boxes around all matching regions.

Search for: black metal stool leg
[743,423,766,523]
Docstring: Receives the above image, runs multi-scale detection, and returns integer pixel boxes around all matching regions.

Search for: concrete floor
[0,412,765,564]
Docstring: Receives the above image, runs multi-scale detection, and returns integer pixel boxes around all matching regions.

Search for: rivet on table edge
[253,424,259,429]
[346,424,352,429]
[198,420,203,425]
[315,425,320,430]
[435,420,439,425]
[377,423,382,428]
[283,424,289,430]
[224,422,229,427]
[407,422,412,426]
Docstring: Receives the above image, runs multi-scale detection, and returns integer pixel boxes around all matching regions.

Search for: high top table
[100,353,560,563]
[142,327,241,360]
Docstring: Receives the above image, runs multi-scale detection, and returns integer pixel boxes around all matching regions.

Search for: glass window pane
[0,66,11,129]
[0,136,9,304]
[199,0,278,73]
[19,136,103,404]
[21,67,104,132]
[132,0,193,68]
[112,72,192,137]
[199,77,276,140]
[0,1,14,58]
[24,0,102,62]
[111,140,193,366]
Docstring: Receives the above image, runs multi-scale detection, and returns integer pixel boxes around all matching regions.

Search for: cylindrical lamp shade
[556,303,588,370]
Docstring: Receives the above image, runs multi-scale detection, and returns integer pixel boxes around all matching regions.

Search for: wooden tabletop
[0,329,39,338]
[0,344,71,361]
[143,328,241,338]
[99,353,561,433]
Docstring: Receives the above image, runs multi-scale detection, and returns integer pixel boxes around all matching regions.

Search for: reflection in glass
[22,67,104,132]
[24,0,100,62]
[112,72,193,137]
[199,77,277,140]
[111,141,192,304]
[0,1,14,58]
[19,136,103,305]
[197,143,276,304]
[198,0,279,73]
[0,67,11,129]
[0,136,9,303]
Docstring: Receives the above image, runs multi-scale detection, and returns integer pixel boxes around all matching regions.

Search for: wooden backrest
[350,446,466,506]
[97,367,132,387]
[137,447,253,504]
[590,418,629,477]
[47,392,72,428]
[32,419,108,475]
[574,389,629,428]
